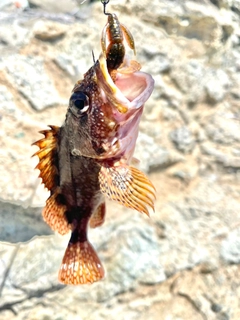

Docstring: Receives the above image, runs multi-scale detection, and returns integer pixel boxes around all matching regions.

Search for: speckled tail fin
[89,202,106,228]
[58,240,105,285]
[43,191,70,235]
[99,164,156,216]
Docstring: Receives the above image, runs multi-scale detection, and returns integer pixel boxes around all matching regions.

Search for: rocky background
[0,0,240,319]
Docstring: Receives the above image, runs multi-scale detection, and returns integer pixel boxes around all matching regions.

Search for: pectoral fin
[99,164,156,216]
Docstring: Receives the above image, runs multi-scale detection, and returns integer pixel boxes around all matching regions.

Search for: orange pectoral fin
[58,240,105,285]
[89,202,106,228]
[99,164,156,216]
[43,191,70,235]
[32,125,60,191]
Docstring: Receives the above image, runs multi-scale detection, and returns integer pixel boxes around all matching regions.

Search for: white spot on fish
[71,148,81,156]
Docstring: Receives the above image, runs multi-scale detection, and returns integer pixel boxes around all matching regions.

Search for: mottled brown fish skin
[34,64,110,285]
[67,64,120,159]
[57,144,105,284]
[56,65,110,284]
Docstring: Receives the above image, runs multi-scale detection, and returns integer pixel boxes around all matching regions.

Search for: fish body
[33,16,155,285]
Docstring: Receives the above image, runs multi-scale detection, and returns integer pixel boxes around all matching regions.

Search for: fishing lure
[101,0,136,72]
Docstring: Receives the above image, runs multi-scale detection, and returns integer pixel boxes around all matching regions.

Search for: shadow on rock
[0,200,52,243]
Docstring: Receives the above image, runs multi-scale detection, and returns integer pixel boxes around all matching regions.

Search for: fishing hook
[101,0,111,15]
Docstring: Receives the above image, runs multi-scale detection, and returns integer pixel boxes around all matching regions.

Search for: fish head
[66,54,154,161]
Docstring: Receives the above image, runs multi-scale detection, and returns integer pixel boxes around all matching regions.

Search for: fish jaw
[114,70,154,112]
[96,53,154,113]
[95,54,154,161]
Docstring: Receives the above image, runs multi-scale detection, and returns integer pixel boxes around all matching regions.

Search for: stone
[143,54,171,75]
[204,69,231,103]
[155,179,240,277]
[212,0,240,13]
[0,85,18,114]
[169,126,195,153]
[0,213,165,313]
[4,55,63,110]
[0,200,52,243]
[203,113,240,145]
[221,228,240,263]
[0,0,29,11]
[54,53,84,78]
[171,60,206,106]
[28,0,78,13]
[33,20,68,41]
[200,142,240,171]
[0,24,30,52]
[0,0,12,10]
[134,132,184,172]
[88,214,166,302]
[1,0,240,318]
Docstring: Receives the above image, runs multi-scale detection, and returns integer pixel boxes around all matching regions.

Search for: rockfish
[33,18,155,285]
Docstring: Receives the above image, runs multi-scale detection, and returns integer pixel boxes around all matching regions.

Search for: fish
[33,13,155,285]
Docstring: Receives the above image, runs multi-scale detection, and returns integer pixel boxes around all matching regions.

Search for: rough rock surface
[1,0,240,319]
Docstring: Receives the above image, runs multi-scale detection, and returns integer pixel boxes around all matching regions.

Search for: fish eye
[70,92,89,113]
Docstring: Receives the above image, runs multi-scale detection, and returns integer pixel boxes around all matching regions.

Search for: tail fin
[58,241,105,285]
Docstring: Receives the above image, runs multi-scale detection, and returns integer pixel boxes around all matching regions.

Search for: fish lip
[95,54,154,117]
[114,70,154,111]
[93,54,154,161]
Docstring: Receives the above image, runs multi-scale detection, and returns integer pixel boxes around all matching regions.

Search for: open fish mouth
[96,54,154,114]
[95,54,154,161]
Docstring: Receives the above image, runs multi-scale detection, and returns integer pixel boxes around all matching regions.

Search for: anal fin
[58,241,105,285]
[43,192,70,235]
[89,202,106,228]
[99,164,156,216]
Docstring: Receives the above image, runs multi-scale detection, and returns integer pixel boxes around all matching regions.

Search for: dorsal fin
[32,125,60,192]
